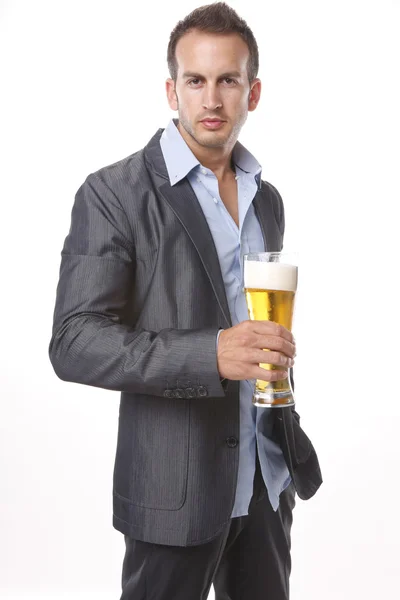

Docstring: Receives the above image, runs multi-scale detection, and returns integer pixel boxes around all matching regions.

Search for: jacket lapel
[253,188,284,253]
[143,128,283,328]
[159,178,232,328]
[144,128,232,327]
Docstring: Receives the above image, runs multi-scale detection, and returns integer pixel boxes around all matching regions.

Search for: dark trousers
[120,448,296,600]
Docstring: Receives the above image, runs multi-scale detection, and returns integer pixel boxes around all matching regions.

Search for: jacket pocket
[113,393,190,510]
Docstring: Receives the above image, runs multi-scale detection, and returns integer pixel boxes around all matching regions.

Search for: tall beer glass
[244,252,298,408]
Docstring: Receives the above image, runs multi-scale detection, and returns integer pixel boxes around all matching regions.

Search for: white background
[1,0,399,598]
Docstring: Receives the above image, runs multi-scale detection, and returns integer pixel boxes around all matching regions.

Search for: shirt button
[201,168,207,174]
[213,197,218,204]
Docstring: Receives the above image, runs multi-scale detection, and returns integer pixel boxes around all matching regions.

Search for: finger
[252,366,289,382]
[250,349,294,368]
[250,320,294,344]
[253,335,296,358]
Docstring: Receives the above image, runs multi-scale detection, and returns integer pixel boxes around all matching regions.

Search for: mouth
[200,119,226,130]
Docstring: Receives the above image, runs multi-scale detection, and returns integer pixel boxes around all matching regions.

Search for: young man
[49,2,322,599]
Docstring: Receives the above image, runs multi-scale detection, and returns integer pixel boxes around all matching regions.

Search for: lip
[200,119,225,129]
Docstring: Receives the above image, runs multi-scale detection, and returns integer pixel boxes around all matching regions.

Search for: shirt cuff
[216,328,224,350]
[216,329,228,389]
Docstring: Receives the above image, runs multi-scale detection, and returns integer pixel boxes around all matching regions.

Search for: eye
[223,78,237,85]
[188,78,201,86]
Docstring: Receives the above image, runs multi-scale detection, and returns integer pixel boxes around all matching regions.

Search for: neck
[177,121,236,181]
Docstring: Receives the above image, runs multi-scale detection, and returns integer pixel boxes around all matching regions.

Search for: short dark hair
[167,2,259,84]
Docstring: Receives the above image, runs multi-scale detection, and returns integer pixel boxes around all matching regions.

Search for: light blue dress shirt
[160,118,291,516]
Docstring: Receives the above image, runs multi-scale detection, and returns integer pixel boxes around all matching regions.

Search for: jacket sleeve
[48,173,226,398]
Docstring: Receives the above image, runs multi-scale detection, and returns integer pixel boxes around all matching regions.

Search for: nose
[201,84,222,111]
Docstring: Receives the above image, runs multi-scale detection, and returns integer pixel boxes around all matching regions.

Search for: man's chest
[218,178,239,228]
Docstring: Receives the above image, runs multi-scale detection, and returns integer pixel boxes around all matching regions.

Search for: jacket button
[197,386,208,397]
[226,437,238,448]
[163,389,174,398]
[174,388,185,398]
[185,387,197,398]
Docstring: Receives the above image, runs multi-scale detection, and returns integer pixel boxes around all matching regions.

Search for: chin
[197,127,230,144]
[199,137,229,149]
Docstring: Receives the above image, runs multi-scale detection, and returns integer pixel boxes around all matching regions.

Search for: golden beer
[244,254,298,407]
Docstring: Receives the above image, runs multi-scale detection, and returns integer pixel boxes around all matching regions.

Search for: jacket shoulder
[87,127,164,188]
[88,148,147,189]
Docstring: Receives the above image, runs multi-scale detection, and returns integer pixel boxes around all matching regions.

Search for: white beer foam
[244,261,298,292]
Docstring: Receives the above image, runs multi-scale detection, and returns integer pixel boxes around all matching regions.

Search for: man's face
[166,30,261,149]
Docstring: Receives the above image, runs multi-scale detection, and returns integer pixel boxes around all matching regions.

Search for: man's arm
[49,173,225,398]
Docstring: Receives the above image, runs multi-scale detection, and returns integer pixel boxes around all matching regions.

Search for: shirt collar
[160,118,262,189]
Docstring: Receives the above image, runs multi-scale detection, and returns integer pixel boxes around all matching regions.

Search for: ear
[248,79,261,112]
[166,78,178,111]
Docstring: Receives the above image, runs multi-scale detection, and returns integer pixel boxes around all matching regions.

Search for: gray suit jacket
[49,127,322,547]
